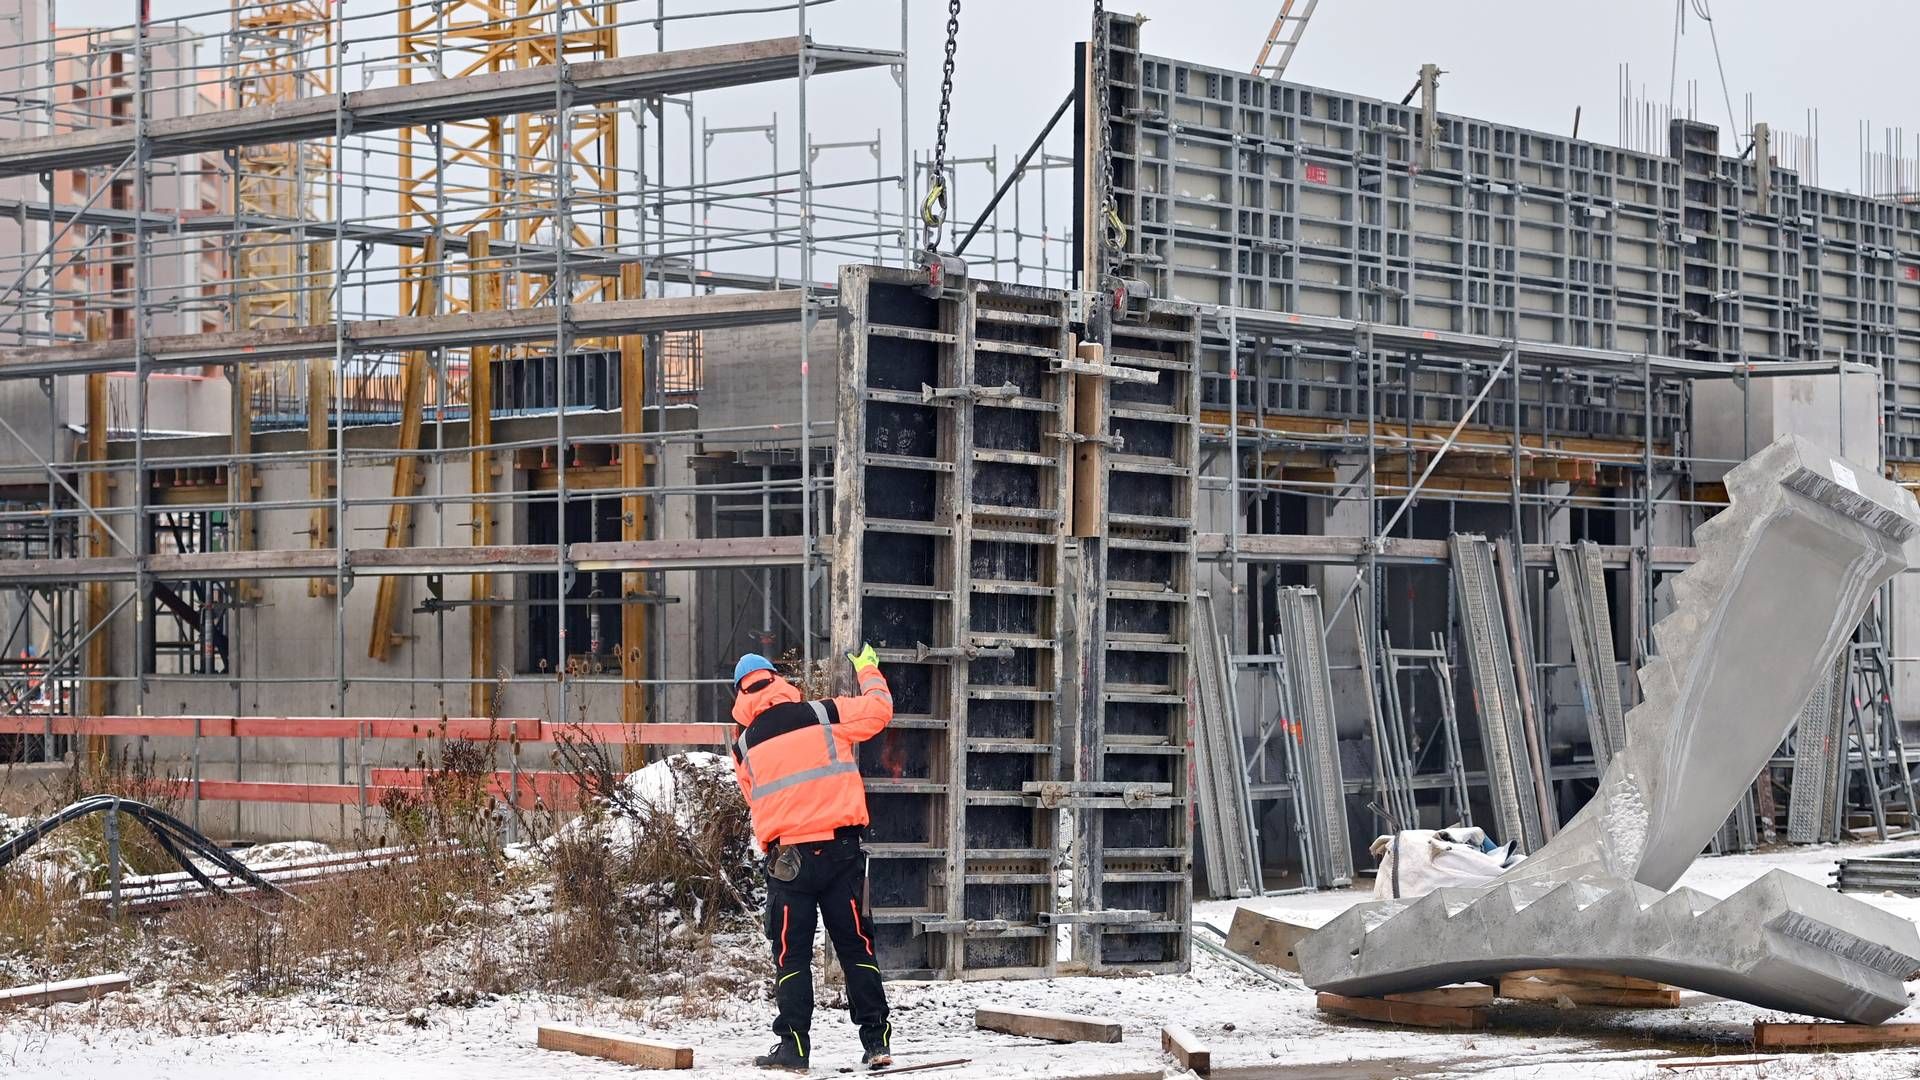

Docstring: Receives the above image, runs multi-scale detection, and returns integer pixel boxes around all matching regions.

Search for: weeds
[535,735,758,993]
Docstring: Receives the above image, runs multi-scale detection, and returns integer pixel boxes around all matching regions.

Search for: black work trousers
[764,834,890,1057]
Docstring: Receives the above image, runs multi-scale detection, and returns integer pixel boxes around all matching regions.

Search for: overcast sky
[36,0,1920,287]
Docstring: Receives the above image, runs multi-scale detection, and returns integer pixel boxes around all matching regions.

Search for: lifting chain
[921,0,962,254]
[1091,0,1126,270]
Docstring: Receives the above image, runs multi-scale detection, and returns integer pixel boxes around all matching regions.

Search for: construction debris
[1300,437,1920,1023]
[1222,907,1312,974]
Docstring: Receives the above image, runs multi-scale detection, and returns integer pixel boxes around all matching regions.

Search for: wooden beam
[975,1006,1122,1044]
[1752,1020,1920,1049]
[0,973,130,1010]
[83,314,111,754]
[1070,339,1106,538]
[228,359,258,601]
[1202,408,1667,466]
[1497,974,1679,1008]
[1501,967,1667,991]
[1160,1025,1210,1075]
[307,239,335,597]
[468,232,498,713]
[619,262,648,736]
[1385,985,1495,1008]
[535,1023,693,1070]
[368,236,441,662]
[1315,991,1487,1030]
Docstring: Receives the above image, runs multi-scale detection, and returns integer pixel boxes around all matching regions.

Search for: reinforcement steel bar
[0,38,901,179]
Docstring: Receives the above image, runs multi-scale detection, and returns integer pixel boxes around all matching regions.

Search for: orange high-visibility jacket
[730,668,893,848]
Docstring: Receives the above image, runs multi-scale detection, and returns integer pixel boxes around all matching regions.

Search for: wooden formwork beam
[307,239,335,597]
[228,362,258,601]
[468,233,498,712]
[83,314,111,755]
[536,1023,693,1070]
[618,263,648,739]
[368,236,441,662]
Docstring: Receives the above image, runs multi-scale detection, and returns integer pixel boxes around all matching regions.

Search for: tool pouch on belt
[769,844,802,882]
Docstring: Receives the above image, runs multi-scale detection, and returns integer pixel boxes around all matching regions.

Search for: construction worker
[730,645,894,1072]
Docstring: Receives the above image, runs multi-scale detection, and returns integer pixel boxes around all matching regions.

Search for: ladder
[1251,0,1321,79]
[1849,609,1918,836]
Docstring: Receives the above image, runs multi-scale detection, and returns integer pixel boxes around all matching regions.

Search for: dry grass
[0,729,762,1020]
[531,735,758,995]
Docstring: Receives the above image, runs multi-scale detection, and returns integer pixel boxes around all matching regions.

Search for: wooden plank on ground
[1222,905,1313,973]
[1160,1024,1210,1075]
[1316,991,1487,1030]
[1385,985,1496,1008]
[536,1023,693,1069]
[1753,1020,1920,1049]
[1503,967,1668,991]
[976,1006,1122,1044]
[0,973,130,1010]
[1498,975,1680,1008]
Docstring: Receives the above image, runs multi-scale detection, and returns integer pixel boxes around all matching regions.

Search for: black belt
[772,824,865,850]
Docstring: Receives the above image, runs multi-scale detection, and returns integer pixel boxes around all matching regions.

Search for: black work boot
[860,1026,892,1070]
[755,1035,809,1072]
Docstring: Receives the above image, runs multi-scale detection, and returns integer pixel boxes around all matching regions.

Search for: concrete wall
[697,320,837,435]
[1692,365,1881,482]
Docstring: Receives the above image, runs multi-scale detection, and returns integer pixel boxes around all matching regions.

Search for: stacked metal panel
[1448,534,1546,852]
[1073,297,1201,973]
[1192,593,1258,899]
[831,265,1072,978]
[1273,586,1352,887]
[1555,542,1626,768]
[1787,651,1850,845]
[1090,11,1920,466]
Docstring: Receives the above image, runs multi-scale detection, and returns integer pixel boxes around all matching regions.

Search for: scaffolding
[0,0,938,831]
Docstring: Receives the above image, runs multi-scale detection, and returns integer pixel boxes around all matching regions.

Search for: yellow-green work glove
[847,642,880,674]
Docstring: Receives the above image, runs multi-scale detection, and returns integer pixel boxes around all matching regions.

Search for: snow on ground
[9,840,1920,1079]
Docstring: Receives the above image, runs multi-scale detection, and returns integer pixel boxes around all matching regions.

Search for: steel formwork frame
[1079,11,1920,890]
[832,263,1197,981]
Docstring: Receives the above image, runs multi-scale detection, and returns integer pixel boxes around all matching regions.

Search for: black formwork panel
[1075,297,1200,974]
[831,265,1069,979]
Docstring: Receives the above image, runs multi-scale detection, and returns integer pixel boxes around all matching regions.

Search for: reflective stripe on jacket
[730,669,893,848]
